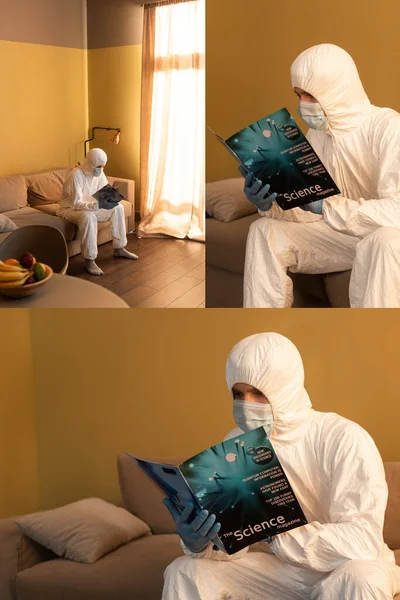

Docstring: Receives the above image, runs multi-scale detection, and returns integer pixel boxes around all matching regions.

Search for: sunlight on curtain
[139,0,205,241]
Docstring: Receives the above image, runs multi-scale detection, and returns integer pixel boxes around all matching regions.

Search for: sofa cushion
[34,203,61,216]
[15,498,151,565]
[119,199,133,218]
[15,534,181,600]
[324,271,351,308]
[26,169,70,207]
[36,200,132,219]
[206,177,258,222]
[207,213,260,274]
[0,175,28,212]
[6,207,76,242]
[0,214,18,233]
[118,455,185,535]
[106,175,116,186]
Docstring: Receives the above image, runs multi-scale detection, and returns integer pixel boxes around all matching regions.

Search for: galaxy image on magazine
[225,108,339,210]
[180,427,308,554]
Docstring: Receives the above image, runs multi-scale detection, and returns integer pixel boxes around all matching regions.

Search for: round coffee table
[0,274,129,308]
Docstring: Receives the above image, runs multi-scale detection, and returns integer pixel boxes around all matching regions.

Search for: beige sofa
[0,169,135,258]
[0,457,399,600]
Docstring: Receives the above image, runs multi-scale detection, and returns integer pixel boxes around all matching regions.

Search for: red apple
[20,253,36,269]
[24,276,36,285]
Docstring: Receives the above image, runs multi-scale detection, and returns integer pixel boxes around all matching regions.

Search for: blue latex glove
[239,165,277,212]
[262,536,272,544]
[300,200,324,214]
[163,499,221,554]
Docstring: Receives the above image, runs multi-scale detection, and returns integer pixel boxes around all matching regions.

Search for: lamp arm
[84,127,121,157]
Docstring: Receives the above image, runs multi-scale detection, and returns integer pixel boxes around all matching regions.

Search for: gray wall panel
[87,0,143,49]
[0,0,87,49]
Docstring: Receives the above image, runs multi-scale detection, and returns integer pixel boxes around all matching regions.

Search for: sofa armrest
[110,177,136,233]
[0,518,54,600]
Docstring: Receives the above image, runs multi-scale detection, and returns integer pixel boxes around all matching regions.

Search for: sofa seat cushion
[34,203,61,216]
[0,175,28,212]
[323,271,351,308]
[120,199,133,218]
[16,534,182,600]
[5,207,76,242]
[36,201,131,239]
[37,200,132,220]
[207,213,260,274]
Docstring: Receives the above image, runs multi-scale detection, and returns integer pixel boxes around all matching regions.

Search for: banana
[0,274,31,289]
[0,261,27,273]
[0,270,29,282]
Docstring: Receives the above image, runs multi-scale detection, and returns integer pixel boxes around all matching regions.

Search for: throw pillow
[26,169,70,207]
[0,214,18,233]
[15,497,151,564]
[206,178,257,222]
[0,175,28,212]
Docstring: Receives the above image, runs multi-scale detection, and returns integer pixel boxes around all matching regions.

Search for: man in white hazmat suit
[162,333,400,600]
[58,148,138,276]
[243,44,400,308]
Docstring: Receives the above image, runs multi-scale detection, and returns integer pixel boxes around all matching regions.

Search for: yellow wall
[26,309,400,512]
[0,41,88,176]
[0,311,39,517]
[206,0,400,182]
[88,45,142,198]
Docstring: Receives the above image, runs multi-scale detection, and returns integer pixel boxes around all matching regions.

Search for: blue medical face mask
[233,400,274,435]
[297,100,328,131]
[93,167,103,177]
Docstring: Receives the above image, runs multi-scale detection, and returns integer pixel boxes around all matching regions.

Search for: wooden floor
[67,233,205,308]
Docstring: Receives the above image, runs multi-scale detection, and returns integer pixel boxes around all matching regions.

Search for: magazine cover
[93,184,125,207]
[128,427,307,555]
[209,108,340,210]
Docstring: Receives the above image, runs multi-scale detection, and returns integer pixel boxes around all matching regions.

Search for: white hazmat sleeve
[323,125,400,237]
[270,425,390,572]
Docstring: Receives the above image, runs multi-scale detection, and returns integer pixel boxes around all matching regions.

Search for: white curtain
[139,0,205,241]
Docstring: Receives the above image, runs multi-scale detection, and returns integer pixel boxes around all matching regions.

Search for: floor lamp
[84,127,121,157]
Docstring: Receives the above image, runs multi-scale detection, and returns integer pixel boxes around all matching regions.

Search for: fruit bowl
[0,264,53,298]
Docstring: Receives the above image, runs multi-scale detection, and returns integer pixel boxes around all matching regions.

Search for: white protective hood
[290,44,373,133]
[80,148,108,177]
[226,333,313,442]
[290,43,400,241]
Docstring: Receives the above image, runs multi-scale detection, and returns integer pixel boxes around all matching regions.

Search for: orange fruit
[4,258,19,266]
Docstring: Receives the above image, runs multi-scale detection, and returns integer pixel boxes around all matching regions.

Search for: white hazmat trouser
[162,551,400,600]
[244,218,400,308]
[58,204,127,261]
